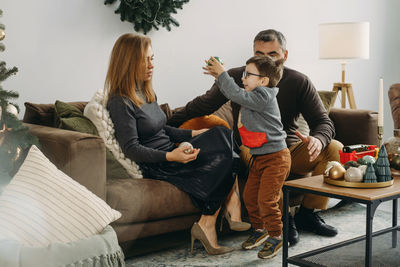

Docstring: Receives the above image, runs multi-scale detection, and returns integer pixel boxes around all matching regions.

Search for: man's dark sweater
[167,66,335,150]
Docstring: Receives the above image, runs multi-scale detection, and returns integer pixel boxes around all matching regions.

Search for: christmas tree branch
[104,0,189,34]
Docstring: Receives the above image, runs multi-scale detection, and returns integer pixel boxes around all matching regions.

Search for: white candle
[378,78,384,127]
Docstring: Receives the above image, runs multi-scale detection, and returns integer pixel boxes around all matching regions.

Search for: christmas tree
[363,163,377,183]
[0,9,38,187]
[375,145,392,182]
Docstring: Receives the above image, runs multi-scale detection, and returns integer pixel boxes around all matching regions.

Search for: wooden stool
[333,82,357,109]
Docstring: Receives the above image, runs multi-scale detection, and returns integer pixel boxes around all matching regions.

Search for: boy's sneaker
[241,229,269,250]
[258,237,283,259]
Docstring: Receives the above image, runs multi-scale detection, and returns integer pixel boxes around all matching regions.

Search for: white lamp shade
[319,22,370,59]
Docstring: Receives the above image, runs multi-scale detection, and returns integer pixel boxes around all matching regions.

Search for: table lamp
[319,22,370,109]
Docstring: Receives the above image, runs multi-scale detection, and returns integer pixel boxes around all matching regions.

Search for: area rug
[126,201,399,266]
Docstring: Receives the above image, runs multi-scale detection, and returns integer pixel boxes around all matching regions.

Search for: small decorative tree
[364,163,377,183]
[0,9,38,187]
[375,145,392,182]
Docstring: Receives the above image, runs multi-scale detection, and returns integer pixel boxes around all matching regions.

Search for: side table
[282,175,400,267]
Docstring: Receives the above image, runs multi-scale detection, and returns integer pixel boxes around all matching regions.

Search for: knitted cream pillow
[0,145,121,247]
[84,90,143,179]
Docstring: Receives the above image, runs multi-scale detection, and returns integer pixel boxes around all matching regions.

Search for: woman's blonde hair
[105,33,155,106]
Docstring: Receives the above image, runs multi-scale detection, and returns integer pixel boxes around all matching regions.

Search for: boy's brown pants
[241,139,343,211]
[243,148,291,237]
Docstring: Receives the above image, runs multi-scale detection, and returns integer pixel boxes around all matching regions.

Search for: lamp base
[332,82,357,109]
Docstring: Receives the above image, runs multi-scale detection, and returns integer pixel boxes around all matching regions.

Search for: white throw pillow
[0,145,121,247]
[84,90,143,179]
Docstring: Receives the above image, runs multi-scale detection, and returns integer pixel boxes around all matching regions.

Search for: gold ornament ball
[0,29,5,41]
[329,165,346,180]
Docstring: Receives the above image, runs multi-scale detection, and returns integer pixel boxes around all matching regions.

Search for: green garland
[104,0,190,34]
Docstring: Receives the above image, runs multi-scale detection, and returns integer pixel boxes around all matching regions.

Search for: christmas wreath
[104,0,190,34]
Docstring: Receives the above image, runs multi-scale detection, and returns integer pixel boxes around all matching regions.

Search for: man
[167,29,343,246]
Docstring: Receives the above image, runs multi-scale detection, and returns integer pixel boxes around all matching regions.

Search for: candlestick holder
[377,126,383,147]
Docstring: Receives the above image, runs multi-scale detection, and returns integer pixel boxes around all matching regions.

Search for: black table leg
[365,201,379,267]
[393,199,398,248]
[366,203,373,267]
[283,187,289,267]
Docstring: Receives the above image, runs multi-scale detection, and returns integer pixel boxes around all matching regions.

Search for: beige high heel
[190,222,233,255]
[220,210,251,232]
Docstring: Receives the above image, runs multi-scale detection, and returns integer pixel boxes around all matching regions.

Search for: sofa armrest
[24,123,107,200]
[329,108,378,146]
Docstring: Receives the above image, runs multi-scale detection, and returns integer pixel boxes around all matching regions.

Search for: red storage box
[339,145,378,164]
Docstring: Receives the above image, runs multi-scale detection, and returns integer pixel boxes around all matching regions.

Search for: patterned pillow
[84,90,143,179]
[0,145,121,247]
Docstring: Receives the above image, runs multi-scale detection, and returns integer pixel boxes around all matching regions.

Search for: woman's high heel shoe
[220,210,251,232]
[190,222,233,255]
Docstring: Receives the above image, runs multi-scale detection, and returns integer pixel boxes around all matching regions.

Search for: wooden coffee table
[282,175,400,267]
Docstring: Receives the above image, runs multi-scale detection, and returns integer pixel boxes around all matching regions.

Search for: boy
[204,55,291,259]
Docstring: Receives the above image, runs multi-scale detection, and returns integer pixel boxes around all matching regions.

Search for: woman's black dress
[107,95,240,215]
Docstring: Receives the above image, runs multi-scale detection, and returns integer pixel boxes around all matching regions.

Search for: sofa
[389,83,400,129]
[22,101,378,257]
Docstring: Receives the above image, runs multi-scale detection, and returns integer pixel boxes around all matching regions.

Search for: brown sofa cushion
[23,102,88,127]
[329,108,378,146]
[107,178,199,224]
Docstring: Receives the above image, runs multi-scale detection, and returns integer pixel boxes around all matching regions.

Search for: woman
[105,33,249,255]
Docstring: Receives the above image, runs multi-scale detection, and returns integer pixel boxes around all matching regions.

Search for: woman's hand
[203,57,225,78]
[166,146,200,163]
[192,128,209,137]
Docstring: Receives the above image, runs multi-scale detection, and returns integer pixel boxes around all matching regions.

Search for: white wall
[2,0,400,140]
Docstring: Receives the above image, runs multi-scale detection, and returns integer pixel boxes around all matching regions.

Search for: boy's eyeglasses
[242,71,265,79]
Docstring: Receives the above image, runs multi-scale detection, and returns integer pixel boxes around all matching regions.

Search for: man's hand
[295,130,322,162]
[203,57,225,78]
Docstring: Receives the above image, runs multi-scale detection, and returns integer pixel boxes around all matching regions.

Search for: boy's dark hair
[253,29,287,52]
[246,56,284,87]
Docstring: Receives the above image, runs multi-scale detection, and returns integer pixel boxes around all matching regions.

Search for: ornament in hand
[207,56,223,66]
[178,142,194,154]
